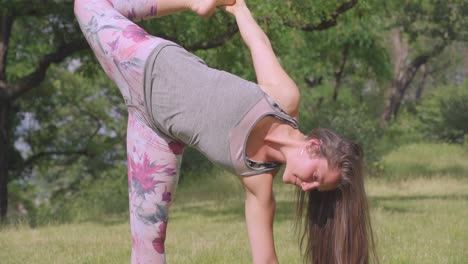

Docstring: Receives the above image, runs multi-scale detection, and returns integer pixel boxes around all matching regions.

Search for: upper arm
[249,39,301,119]
[239,169,278,203]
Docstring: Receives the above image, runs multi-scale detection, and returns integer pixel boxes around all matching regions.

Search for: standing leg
[127,112,185,264]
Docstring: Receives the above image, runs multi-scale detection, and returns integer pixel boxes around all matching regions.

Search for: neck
[264,122,307,163]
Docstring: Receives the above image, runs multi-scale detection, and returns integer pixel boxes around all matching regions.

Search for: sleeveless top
[143,42,298,176]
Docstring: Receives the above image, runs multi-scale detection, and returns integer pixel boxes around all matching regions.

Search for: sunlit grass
[381,143,468,179]
[1,143,467,263]
[368,177,468,264]
[2,176,466,264]
[0,222,131,264]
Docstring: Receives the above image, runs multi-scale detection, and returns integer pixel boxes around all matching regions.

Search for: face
[283,142,341,192]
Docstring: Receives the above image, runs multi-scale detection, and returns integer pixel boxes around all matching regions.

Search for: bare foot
[192,0,236,17]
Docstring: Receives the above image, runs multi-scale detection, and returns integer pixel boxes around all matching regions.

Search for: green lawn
[1,143,467,263]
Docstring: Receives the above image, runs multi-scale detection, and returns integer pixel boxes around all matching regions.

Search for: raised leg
[127,112,185,264]
[74,0,235,114]
[75,0,235,22]
[157,0,236,17]
[74,0,165,122]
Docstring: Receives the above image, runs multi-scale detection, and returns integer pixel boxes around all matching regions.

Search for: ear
[306,138,321,156]
[307,138,321,147]
[301,181,320,192]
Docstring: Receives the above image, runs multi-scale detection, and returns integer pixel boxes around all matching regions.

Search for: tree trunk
[0,13,13,82]
[332,44,350,102]
[0,97,10,221]
[415,64,428,101]
[382,29,446,121]
[382,29,408,121]
[384,79,406,120]
[0,10,13,222]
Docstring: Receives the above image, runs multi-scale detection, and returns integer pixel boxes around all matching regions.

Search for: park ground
[1,143,467,264]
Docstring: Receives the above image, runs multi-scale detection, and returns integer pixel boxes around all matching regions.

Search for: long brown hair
[295,128,378,264]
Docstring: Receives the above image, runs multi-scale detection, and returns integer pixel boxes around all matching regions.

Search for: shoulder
[258,83,300,119]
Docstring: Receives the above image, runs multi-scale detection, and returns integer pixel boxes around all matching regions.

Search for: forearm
[233,6,272,51]
[231,5,300,116]
[245,192,279,264]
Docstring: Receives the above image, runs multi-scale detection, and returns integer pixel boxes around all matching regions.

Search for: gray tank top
[143,42,298,176]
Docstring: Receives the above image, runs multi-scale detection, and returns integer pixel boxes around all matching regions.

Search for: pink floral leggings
[75,1,184,263]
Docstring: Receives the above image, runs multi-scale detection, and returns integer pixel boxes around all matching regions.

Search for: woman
[74,0,377,263]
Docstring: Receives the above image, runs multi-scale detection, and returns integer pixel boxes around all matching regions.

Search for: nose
[312,174,319,183]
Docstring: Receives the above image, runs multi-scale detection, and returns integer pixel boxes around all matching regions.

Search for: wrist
[233,5,250,17]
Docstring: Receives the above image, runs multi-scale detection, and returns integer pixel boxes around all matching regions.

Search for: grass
[368,177,468,264]
[380,143,468,179]
[1,143,467,263]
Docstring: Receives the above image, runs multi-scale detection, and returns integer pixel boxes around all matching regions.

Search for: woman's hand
[192,0,236,17]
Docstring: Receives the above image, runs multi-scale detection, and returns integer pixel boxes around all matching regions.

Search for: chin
[281,172,294,185]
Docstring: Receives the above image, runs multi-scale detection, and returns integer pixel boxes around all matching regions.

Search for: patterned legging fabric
[74,1,184,263]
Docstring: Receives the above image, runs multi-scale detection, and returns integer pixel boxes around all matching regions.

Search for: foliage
[414,82,468,143]
[380,0,468,121]
[396,0,468,45]
[51,165,129,223]
[300,88,385,165]
[4,0,83,81]
[8,65,128,224]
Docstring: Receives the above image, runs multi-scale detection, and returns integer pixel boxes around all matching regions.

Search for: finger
[295,177,304,188]
[301,181,320,192]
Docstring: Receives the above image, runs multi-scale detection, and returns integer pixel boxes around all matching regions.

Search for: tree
[0,0,88,221]
[382,0,468,121]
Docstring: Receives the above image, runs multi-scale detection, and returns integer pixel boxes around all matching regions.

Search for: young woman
[74,0,377,263]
